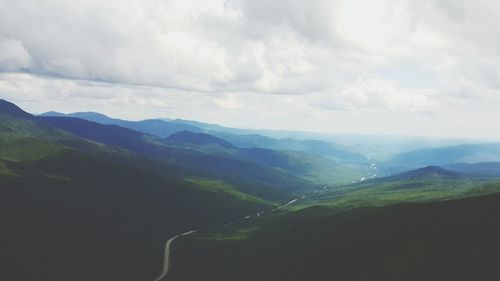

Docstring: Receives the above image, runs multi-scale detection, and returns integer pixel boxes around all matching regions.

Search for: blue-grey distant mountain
[167,130,367,163]
[213,132,366,162]
[323,134,476,159]
[171,119,368,161]
[38,116,149,149]
[165,131,235,148]
[37,116,316,200]
[164,132,368,185]
[377,166,467,182]
[445,162,500,177]
[170,118,247,135]
[40,111,482,162]
[383,143,500,173]
[42,111,366,162]
[46,112,361,161]
[0,99,33,119]
[41,111,203,138]
[38,114,368,188]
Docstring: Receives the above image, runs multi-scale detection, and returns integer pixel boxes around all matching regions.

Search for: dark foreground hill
[170,189,500,281]
[0,100,273,281]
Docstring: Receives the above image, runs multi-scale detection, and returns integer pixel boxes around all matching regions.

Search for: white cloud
[1,0,500,138]
[0,37,32,71]
[214,94,242,110]
[308,78,437,112]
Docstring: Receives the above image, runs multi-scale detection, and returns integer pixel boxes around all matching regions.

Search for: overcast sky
[0,0,499,139]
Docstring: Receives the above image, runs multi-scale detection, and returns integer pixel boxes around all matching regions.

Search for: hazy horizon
[1,0,500,139]
[5,99,492,143]
[3,3,500,279]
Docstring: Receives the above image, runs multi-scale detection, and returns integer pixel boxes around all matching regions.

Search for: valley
[3,3,500,280]
[2,99,500,281]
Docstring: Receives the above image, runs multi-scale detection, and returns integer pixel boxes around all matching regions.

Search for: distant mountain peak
[415,166,448,173]
[41,111,65,116]
[42,111,112,118]
[386,165,465,181]
[165,131,235,148]
[71,111,110,118]
[42,111,117,124]
[0,99,33,119]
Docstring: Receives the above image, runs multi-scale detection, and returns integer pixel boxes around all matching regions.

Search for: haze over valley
[2,1,500,280]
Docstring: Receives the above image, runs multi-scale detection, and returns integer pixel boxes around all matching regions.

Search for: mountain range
[40,111,368,162]
[2,98,500,281]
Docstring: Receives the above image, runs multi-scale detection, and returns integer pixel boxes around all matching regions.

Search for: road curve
[151,230,198,281]
[151,197,300,281]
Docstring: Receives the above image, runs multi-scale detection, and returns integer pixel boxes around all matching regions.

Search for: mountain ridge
[0,99,33,119]
[41,110,367,162]
[41,111,203,137]
[165,131,235,149]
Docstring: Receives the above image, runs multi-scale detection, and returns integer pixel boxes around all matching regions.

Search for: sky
[0,0,499,139]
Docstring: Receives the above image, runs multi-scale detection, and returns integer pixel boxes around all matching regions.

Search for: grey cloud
[1,0,500,138]
[0,37,32,71]
[306,78,438,113]
[0,0,381,94]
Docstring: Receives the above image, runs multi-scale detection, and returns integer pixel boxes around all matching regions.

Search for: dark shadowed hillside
[170,189,500,281]
[0,101,274,281]
[4,99,500,281]
[165,130,235,148]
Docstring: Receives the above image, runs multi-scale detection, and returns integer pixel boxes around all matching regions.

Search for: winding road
[150,198,299,281]
[151,230,198,281]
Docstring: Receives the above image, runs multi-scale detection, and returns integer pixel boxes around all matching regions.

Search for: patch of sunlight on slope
[195,227,261,241]
[0,136,64,161]
[292,179,500,212]
[184,177,274,206]
[0,160,17,177]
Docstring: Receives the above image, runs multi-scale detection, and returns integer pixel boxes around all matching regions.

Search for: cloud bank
[0,0,499,138]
